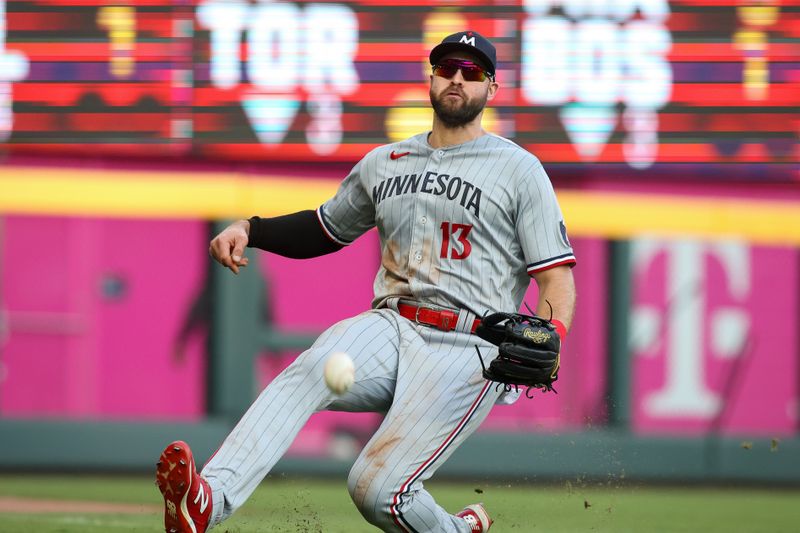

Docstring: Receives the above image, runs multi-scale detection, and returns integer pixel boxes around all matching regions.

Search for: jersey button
[414,252,422,262]
[420,216,427,224]
[438,150,444,156]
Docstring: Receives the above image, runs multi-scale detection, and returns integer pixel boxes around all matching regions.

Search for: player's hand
[209,219,251,274]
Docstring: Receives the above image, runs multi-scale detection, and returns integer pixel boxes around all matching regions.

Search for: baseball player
[156,30,576,533]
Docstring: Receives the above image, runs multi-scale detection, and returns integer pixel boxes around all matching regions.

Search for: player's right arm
[209,212,345,274]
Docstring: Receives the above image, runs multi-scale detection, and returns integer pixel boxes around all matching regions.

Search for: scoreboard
[1,0,798,180]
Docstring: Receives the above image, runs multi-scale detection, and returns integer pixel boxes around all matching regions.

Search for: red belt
[397,302,481,333]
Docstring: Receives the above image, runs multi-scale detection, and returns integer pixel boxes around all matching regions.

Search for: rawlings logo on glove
[474,311,561,396]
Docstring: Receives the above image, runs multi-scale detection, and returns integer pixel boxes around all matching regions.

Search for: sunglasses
[433,59,494,82]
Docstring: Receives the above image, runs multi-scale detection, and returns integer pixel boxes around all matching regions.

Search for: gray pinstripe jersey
[317,132,576,315]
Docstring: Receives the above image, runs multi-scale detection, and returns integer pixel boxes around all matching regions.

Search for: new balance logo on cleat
[194,480,209,514]
[156,440,212,533]
[166,500,178,520]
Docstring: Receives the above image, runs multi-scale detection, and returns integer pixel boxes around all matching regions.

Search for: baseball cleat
[155,440,212,533]
[456,503,493,532]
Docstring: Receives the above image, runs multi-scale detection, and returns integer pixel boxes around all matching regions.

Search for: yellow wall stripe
[0,166,795,245]
[558,191,795,246]
[0,167,338,220]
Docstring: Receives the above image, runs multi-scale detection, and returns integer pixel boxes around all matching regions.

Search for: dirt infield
[0,496,159,514]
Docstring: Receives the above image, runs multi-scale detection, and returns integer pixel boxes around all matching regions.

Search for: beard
[430,86,487,128]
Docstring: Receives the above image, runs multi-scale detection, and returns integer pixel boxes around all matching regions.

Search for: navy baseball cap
[429,30,497,75]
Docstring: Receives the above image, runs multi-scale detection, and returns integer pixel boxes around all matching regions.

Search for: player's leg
[346,326,502,532]
[179,310,400,529]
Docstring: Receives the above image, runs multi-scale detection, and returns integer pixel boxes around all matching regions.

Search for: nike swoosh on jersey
[390,151,411,160]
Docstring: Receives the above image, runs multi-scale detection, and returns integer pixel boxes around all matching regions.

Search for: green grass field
[0,474,798,532]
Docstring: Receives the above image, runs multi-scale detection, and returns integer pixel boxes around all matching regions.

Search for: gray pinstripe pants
[202,308,502,532]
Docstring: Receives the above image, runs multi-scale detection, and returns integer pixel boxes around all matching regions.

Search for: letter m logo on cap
[459,35,476,46]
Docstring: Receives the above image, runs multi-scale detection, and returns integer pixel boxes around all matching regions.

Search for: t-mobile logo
[631,239,751,419]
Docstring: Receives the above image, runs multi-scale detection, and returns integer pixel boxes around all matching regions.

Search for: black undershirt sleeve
[246,210,343,259]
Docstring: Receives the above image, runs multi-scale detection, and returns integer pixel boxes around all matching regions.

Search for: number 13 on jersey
[440,221,473,260]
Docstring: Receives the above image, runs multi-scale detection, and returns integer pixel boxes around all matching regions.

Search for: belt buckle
[414,305,436,325]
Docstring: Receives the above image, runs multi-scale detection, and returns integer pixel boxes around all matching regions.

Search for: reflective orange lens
[433,59,491,82]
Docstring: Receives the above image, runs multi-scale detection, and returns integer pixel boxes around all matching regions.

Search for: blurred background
[0,0,798,488]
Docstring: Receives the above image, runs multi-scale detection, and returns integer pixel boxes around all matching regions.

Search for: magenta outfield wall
[0,216,208,420]
[2,216,796,454]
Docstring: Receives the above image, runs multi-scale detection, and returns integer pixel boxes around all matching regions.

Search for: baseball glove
[474,312,561,396]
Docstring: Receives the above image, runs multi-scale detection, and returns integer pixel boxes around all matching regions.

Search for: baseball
[323,351,355,395]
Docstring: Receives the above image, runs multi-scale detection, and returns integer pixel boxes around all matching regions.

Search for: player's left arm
[513,156,576,336]
[531,264,575,337]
